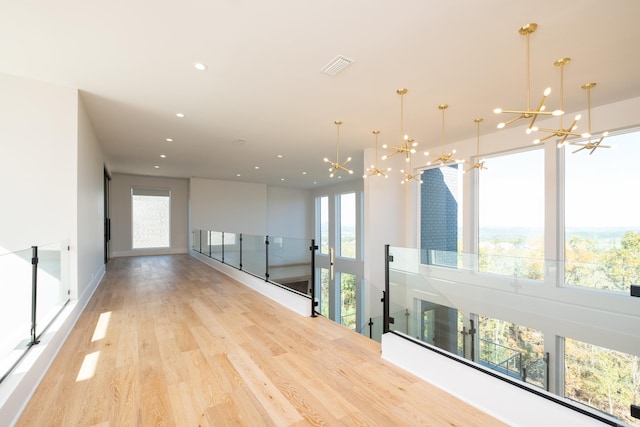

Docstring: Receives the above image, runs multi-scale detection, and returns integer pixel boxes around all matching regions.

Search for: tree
[602,231,640,291]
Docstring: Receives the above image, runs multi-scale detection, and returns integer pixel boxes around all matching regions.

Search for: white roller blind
[131,187,171,197]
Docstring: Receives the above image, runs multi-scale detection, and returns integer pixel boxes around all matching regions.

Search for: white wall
[190,178,267,235]
[0,75,106,427]
[75,96,106,300]
[267,186,312,239]
[110,174,189,257]
[0,73,76,253]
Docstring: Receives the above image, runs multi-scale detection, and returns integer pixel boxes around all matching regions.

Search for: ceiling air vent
[320,55,354,76]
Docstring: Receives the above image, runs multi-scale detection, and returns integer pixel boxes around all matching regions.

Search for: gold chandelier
[382,88,417,163]
[465,118,487,172]
[493,23,564,133]
[363,130,391,178]
[532,58,585,147]
[400,143,423,184]
[570,83,611,154]
[323,120,353,178]
[424,104,463,166]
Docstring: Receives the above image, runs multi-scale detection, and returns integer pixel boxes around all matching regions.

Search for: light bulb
[382,144,388,149]
[497,123,506,129]
[581,132,591,138]
[493,108,502,114]
[544,87,551,96]
[552,110,564,116]
[323,157,329,162]
[424,151,429,156]
[533,139,541,144]
[575,114,582,121]
[381,155,388,160]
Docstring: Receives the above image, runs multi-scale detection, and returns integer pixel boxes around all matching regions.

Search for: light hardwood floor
[17,254,505,426]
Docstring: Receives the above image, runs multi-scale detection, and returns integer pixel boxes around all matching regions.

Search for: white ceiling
[2,0,640,188]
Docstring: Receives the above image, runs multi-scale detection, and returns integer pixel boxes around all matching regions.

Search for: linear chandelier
[323,120,353,178]
[363,130,391,178]
[424,104,463,166]
[493,23,564,134]
[532,58,585,147]
[382,88,417,163]
[465,118,487,172]
[570,83,611,154]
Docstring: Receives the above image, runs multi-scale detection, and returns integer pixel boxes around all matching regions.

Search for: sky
[478,130,640,229]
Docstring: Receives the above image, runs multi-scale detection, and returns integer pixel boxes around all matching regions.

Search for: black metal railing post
[265,235,270,281]
[29,246,40,346]
[199,230,202,253]
[544,352,550,391]
[208,230,212,257]
[469,319,476,362]
[309,239,319,317]
[383,244,394,334]
[222,232,225,263]
[239,233,243,270]
[368,317,373,339]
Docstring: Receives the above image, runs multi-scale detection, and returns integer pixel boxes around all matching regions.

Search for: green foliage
[565,339,640,425]
[601,231,640,290]
[340,273,356,330]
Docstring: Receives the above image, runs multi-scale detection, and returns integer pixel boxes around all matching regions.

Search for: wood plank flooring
[17,254,505,426]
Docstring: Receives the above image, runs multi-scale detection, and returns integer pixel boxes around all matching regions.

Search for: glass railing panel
[0,248,33,382]
[478,252,545,280]
[267,237,311,294]
[35,242,70,338]
[358,278,384,342]
[242,234,266,279]
[388,244,640,425]
[193,229,201,252]
[388,247,461,354]
[563,259,638,293]
[223,233,240,269]
[210,231,223,261]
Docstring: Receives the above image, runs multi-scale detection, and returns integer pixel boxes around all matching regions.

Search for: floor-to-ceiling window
[314,186,363,331]
[478,148,544,279]
[564,129,640,291]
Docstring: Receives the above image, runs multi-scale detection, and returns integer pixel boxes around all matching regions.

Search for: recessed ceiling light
[277,154,283,158]
[302,171,307,175]
[176,113,185,118]
[160,154,166,158]
[166,138,173,142]
[154,165,160,169]
[254,166,260,170]
[280,178,285,181]
[194,62,207,71]
[313,182,317,184]
[237,174,241,177]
